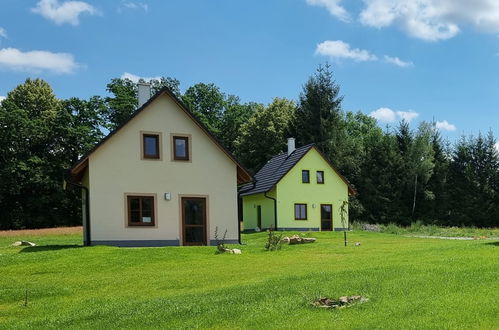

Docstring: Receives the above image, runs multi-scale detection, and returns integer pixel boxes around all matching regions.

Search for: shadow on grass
[485,241,499,247]
[19,245,83,253]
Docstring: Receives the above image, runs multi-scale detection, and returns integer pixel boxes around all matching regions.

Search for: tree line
[0,64,497,229]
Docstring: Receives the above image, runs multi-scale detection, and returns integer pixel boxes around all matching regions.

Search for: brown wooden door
[320,204,333,231]
[182,197,207,246]
[257,205,262,229]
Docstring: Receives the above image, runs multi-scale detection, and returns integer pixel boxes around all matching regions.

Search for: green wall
[276,148,349,230]
[241,188,276,231]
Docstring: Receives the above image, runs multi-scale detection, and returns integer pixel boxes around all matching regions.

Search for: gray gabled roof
[239,144,315,196]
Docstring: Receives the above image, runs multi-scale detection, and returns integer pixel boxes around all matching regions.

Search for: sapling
[340,201,349,246]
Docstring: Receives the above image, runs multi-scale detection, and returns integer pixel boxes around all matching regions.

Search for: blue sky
[0,0,498,145]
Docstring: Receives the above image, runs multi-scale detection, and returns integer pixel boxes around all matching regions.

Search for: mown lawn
[0,229,497,329]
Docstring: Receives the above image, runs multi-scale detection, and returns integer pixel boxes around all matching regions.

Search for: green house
[240,139,356,231]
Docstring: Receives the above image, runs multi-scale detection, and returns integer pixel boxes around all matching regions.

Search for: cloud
[31,0,99,26]
[370,107,419,123]
[0,47,79,74]
[384,55,413,67]
[0,27,6,39]
[118,1,148,13]
[359,0,499,41]
[495,142,499,153]
[121,72,160,83]
[306,0,350,22]
[316,40,413,67]
[316,40,378,62]
[0,96,5,104]
[435,120,457,131]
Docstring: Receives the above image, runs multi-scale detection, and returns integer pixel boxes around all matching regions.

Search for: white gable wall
[86,94,238,245]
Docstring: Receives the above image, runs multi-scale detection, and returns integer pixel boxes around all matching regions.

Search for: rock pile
[12,241,36,247]
[281,235,316,245]
[313,295,368,309]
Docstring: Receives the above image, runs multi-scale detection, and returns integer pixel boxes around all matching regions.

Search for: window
[294,203,307,220]
[173,136,190,161]
[302,170,310,183]
[317,171,324,184]
[141,132,161,159]
[127,195,155,226]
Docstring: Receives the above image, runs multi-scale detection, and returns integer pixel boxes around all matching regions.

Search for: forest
[0,64,497,230]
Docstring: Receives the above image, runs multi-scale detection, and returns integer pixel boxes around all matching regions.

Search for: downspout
[264,191,277,231]
[237,180,256,245]
[65,180,91,246]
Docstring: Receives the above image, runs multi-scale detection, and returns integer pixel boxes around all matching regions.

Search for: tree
[182,83,226,135]
[294,63,343,157]
[219,97,258,153]
[0,79,78,229]
[235,98,296,173]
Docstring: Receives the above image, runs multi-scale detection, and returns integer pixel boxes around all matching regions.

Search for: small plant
[214,226,227,254]
[265,226,282,251]
[340,200,349,246]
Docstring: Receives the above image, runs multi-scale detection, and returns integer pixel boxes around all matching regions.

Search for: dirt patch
[313,296,369,309]
[0,226,82,237]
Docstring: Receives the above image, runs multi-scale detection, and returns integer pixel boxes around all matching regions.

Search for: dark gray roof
[239,144,314,196]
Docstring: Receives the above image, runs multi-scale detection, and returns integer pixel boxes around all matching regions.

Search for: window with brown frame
[294,203,307,220]
[173,136,189,160]
[317,171,324,184]
[142,134,160,159]
[127,195,155,226]
[302,170,310,183]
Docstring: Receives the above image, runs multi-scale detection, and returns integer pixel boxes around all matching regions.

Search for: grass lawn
[0,229,498,329]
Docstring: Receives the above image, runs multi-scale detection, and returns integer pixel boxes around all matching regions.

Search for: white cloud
[370,107,396,122]
[316,40,413,67]
[370,107,420,123]
[359,0,499,41]
[119,1,148,13]
[384,55,413,67]
[494,142,499,153]
[121,72,160,83]
[435,120,457,131]
[0,96,5,104]
[316,40,378,62]
[397,110,419,122]
[306,0,350,21]
[0,27,7,39]
[31,0,99,26]
[0,47,79,74]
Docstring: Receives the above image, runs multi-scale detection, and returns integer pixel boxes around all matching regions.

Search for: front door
[257,205,262,229]
[320,204,333,231]
[182,197,207,246]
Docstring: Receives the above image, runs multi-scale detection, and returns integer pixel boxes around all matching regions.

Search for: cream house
[66,84,252,247]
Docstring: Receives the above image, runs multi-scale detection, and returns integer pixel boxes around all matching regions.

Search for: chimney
[137,82,151,108]
[287,138,296,156]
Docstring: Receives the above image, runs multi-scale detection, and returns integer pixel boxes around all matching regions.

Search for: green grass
[0,230,498,329]
[353,221,499,238]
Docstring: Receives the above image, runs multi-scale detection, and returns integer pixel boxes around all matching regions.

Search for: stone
[12,241,36,247]
[339,296,349,304]
[302,237,316,243]
[288,235,303,245]
[231,249,242,254]
[355,242,361,246]
[281,236,290,244]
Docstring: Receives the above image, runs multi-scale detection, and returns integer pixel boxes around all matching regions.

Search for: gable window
[294,203,307,220]
[173,136,190,161]
[302,170,310,183]
[127,195,155,226]
[317,171,324,184]
[141,132,161,160]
